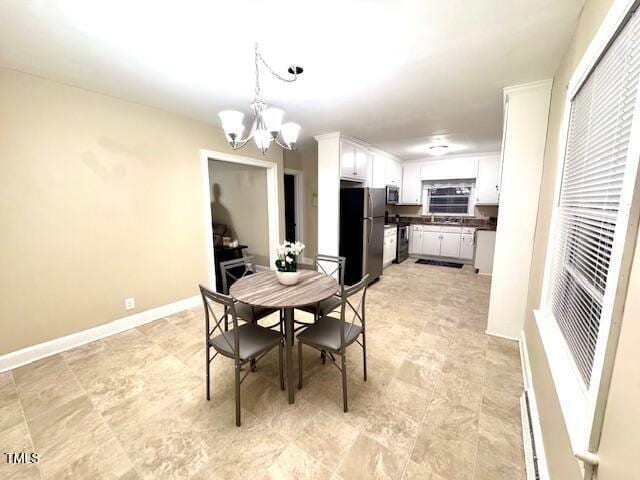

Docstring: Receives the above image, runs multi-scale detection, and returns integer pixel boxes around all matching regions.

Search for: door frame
[283,168,304,247]
[200,149,281,289]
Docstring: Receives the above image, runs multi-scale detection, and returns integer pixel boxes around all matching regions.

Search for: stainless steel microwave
[386,185,399,204]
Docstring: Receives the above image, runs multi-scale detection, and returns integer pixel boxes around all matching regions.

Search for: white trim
[567,0,639,98]
[520,330,550,480]
[200,149,281,288]
[0,295,201,373]
[284,168,305,245]
[503,79,554,100]
[534,2,640,474]
[484,330,519,342]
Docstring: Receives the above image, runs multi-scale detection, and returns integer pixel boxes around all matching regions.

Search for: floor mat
[415,258,464,269]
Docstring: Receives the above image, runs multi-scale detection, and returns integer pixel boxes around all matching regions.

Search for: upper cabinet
[401,164,422,204]
[340,138,369,182]
[370,150,402,188]
[475,156,500,205]
[386,158,402,187]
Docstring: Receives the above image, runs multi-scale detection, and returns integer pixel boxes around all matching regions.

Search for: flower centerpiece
[275,241,305,285]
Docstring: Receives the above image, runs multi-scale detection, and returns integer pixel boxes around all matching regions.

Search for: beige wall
[208,160,270,266]
[283,143,318,258]
[0,68,284,356]
[523,0,640,478]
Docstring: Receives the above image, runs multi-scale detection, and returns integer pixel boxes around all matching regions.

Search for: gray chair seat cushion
[234,302,278,323]
[299,295,341,316]
[210,323,282,360]
[297,317,362,351]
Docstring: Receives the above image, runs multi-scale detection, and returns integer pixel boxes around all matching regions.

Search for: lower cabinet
[440,233,461,258]
[422,231,441,256]
[410,225,476,261]
[460,233,475,260]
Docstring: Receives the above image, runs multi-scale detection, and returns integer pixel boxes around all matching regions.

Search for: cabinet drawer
[440,226,462,233]
[462,227,476,234]
[411,225,423,231]
[422,225,442,232]
[384,228,396,238]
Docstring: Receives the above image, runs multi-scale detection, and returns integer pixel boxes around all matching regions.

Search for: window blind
[550,10,640,385]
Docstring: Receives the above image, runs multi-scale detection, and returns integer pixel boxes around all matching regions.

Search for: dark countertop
[387,216,497,231]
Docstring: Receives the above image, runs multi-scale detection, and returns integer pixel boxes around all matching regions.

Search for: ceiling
[0,0,585,160]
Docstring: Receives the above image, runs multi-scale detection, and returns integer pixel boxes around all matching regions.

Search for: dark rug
[415,258,464,269]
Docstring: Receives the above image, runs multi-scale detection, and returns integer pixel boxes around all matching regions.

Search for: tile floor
[0,261,525,480]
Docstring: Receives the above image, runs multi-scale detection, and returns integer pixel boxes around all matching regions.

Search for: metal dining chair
[296,274,369,412]
[296,254,346,326]
[200,284,284,426]
[219,256,281,331]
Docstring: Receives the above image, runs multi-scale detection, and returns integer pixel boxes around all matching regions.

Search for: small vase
[276,270,301,286]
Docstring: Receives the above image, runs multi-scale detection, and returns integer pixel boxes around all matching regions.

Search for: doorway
[284,168,304,246]
[200,149,280,290]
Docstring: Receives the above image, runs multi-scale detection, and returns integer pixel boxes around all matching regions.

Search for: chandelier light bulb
[253,129,272,151]
[261,108,284,135]
[218,110,244,138]
[281,122,301,146]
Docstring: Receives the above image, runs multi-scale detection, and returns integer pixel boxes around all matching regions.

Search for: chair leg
[362,331,367,382]
[250,358,256,372]
[279,340,285,391]
[298,340,303,390]
[235,364,241,427]
[205,346,211,401]
[341,354,348,412]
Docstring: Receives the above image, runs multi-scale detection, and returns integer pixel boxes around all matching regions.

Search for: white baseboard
[519,330,549,480]
[485,330,520,342]
[0,295,201,373]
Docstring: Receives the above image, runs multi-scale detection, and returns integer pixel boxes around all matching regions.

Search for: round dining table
[229,270,338,403]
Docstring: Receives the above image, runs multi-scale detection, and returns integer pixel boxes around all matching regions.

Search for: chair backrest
[219,256,257,294]
[199,284,240,360]
[314,254,346,289]
[338,274,369,352]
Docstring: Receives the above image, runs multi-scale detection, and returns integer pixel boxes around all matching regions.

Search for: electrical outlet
[124,297,135,311]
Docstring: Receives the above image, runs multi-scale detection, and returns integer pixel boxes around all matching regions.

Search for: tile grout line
[10,370,42,478]
[59,344,145,480]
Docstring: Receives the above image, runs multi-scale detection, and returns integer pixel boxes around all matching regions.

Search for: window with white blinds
[549,9,640,386]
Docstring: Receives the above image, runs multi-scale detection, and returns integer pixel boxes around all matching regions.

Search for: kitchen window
[535,3,640,470]
[422,181,475,216]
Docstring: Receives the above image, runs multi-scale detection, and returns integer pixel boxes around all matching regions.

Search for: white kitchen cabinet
[383,227,397,267]
[440,233,461,258]
[422,231,441,256]
[475,157,500,205]
[340,139,368,182]
[386,159,402,187]
[370,153,387,188]
[460,233,475,260]
[409,225,423,254]
[401,164,422,204]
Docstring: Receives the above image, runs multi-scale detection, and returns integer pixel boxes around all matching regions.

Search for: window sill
[533,309,589,456]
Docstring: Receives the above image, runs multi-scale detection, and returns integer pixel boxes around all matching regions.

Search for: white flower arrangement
[275,241,305,272]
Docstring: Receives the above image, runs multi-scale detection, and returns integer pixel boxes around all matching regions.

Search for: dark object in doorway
[415,259,463,269]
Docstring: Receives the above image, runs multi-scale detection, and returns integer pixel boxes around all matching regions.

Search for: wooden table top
[229,270,338,309]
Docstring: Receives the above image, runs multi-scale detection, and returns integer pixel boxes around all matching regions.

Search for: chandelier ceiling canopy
[218,43,302,155]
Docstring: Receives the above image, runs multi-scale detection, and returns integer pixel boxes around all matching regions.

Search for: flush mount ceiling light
[218,43,302,155]
[428,144,449,155]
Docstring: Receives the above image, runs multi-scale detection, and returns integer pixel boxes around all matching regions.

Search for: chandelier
[218,43,302,155]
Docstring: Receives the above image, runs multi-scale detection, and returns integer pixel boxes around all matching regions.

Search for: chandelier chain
[253,42,298,100]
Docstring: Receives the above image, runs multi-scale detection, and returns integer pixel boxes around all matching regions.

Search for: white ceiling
[0,0,585,160]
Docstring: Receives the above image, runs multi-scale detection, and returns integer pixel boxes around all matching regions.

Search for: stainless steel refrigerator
[339,187,386,285]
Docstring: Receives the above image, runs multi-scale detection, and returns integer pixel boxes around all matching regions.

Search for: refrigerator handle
[368,191,372,218]
[369,219,373,244]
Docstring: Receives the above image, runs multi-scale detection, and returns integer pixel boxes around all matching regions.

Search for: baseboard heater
[521,390,540,480]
